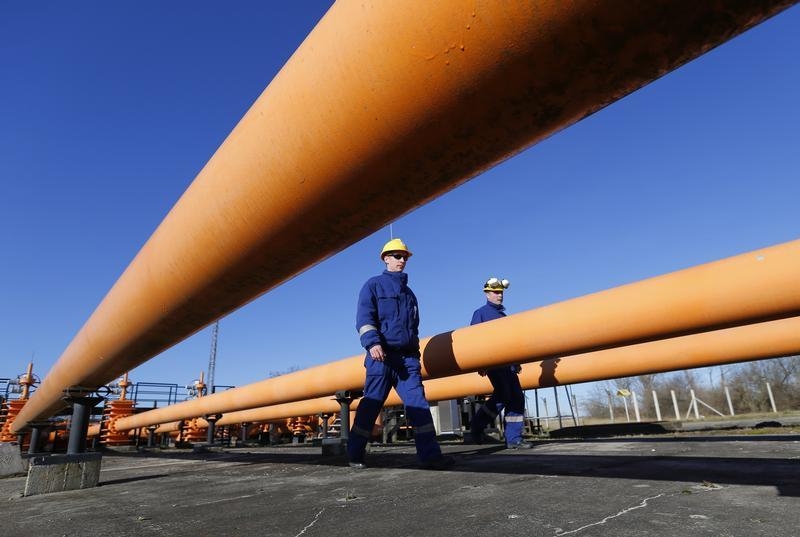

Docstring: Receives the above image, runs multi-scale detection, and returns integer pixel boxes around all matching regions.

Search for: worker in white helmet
[347,238,454,470]
[467,277,533,449]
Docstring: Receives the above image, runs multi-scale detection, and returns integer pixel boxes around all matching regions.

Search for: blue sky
[2,3,798,409]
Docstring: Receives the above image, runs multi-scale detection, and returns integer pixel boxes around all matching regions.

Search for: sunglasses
[387,253,408,260]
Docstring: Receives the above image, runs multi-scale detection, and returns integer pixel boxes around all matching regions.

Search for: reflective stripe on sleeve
[358,324,378,336]
[505,415,524,423]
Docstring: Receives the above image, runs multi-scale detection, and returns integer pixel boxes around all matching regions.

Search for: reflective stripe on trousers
[470,366,526,446]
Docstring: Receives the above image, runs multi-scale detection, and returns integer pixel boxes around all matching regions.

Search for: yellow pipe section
[110,239,800,432]
[13,1,796,432]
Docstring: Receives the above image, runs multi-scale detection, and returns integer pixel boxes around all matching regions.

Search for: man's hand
[369,344,386,362]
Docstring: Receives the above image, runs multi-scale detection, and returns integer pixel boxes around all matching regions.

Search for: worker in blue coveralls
[467,277,533,449]
[347,238,455,470]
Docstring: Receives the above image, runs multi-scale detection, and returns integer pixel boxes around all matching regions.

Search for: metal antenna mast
[207,321,219,394]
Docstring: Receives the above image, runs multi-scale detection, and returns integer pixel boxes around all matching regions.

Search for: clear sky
[2,3,798,409]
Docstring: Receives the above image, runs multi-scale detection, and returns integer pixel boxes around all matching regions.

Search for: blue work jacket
[471,301,506,325]
[471,301,521,373]
[357,270,420,354]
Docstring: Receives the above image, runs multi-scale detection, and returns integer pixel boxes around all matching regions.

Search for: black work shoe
[507,441,533,450]
[348,461,368,469]
[422,455,455,470]
[462,434,483,445]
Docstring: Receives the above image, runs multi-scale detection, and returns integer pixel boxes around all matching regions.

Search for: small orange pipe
[154,422,183,435]
[118,373,132,401]
[20,363,35,399]
[13,1,794,432]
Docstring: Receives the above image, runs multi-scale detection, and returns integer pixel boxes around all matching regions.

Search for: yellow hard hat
[483,277,510,292]
[380,238,412,259]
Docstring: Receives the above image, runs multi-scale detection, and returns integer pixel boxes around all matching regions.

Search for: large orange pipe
[109,239,800,432]
[13,1,796,432]
[163,315,800,429]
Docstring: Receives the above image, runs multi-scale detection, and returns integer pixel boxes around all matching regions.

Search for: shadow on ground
[94,435,800,497]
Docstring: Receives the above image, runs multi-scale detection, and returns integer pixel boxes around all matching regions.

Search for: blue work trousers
[347,353,441,463]
[470,366,526,446]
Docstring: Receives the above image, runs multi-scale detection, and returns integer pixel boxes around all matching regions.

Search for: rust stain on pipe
[110,239,800,431]
[13,1,797,431]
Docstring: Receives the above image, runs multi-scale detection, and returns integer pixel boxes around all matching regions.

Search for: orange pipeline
[12,1,796,432]
[115,240,800,430]
[150,314,800,430]
[206,315,800,426]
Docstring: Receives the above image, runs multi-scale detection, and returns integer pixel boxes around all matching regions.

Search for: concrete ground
[2,428,799,537]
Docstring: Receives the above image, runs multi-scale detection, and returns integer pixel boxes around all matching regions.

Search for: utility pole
[207,321,219,394]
